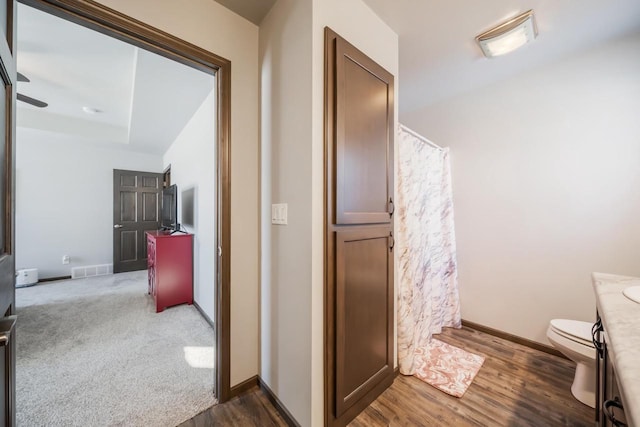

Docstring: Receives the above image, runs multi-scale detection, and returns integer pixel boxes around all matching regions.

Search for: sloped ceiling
[17,4,215,154]
[214,0,276,25]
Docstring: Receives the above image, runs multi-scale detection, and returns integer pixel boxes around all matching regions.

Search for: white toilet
[546,319,596,408]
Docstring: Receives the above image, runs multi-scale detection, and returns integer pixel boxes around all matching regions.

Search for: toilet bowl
[546,319,596,408]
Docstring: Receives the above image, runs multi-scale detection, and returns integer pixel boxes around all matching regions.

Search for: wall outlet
[62,255,70,265]
[271,203,288,225]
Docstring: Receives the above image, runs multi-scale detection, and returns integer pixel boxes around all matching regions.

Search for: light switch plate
[271,203,288,225]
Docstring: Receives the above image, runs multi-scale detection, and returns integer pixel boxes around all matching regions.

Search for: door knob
[114,224,124,229]
[0,315,17,346]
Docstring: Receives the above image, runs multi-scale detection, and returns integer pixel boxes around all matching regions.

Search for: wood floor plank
[350,326,593,426]
[180,326,593,426]
[177,386,287,427]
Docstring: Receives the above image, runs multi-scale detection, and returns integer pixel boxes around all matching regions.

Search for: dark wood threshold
[461,319,568,360]
[192,300,215,330]
[229,375,259,399]
[37,275,72,283]
[258,377,300,427]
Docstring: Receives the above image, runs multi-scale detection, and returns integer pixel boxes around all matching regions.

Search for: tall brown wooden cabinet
[324,28,395,427]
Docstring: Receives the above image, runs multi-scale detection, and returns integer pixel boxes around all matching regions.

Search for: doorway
[15,0,232,419]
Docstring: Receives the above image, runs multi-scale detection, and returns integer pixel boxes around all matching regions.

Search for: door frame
[0,1,17,425]
[18,0,233,403]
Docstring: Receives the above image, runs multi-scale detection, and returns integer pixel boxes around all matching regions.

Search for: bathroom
[400,18,640,426]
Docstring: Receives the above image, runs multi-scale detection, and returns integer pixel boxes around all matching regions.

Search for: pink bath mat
[413,339,485,397]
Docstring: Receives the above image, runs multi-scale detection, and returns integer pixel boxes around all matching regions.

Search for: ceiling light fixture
[476,10,537,58]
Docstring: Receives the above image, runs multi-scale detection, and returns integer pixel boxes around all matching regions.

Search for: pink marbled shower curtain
[397,125,461,375]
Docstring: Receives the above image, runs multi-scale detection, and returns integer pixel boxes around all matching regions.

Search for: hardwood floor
[178,387,287,427]
[351,326,594,427]
[179,326,594,426]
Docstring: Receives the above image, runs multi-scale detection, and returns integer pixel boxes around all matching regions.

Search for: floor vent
[71,264,113,279]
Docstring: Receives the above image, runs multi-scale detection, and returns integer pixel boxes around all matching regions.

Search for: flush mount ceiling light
[476,10,537,58]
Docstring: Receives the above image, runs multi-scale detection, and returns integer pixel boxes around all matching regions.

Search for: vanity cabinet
[595,314,628,427]
[146,231,193,313]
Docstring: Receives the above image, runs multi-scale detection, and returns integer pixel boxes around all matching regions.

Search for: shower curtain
[397,125,461,375]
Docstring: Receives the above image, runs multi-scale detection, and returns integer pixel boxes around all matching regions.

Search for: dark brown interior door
[113,169,163,273]
[0,1,17,425]
[325,28,395,426]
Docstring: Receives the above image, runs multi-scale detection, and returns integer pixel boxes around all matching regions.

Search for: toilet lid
[550,319,593,344]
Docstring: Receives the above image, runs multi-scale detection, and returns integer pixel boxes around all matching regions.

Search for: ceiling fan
[17,72,48,108]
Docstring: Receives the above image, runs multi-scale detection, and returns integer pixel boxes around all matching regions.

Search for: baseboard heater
[71,264,113,279]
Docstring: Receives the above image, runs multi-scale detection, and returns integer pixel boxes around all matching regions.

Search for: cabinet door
[602,339,628,426]
[325,28,395,426]
[335,227,394,416]
[334,35,394,225]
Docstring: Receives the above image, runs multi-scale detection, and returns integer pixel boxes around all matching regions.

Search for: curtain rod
[399,124,444,151]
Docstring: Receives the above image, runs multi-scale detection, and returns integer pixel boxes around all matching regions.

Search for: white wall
[402,33,640,344]
[163,88,216,322]
[259,0,398,424]
[93,0,261,386]
[16,128,162,278]
[259,0,314,424]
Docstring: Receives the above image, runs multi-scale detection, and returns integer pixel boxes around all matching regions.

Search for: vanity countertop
[592,272,640,427]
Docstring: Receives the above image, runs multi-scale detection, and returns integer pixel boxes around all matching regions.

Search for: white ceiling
[214,0,276,25]
[208,0,640,113]
[362,0,640,113]
[19,0,640,145]
[17,4,215,155]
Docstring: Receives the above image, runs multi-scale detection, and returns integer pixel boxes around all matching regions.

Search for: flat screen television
[161,184,178,231]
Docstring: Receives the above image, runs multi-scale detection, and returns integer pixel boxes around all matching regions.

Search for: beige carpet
[16,271,216,426]
[412,339,485,397]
